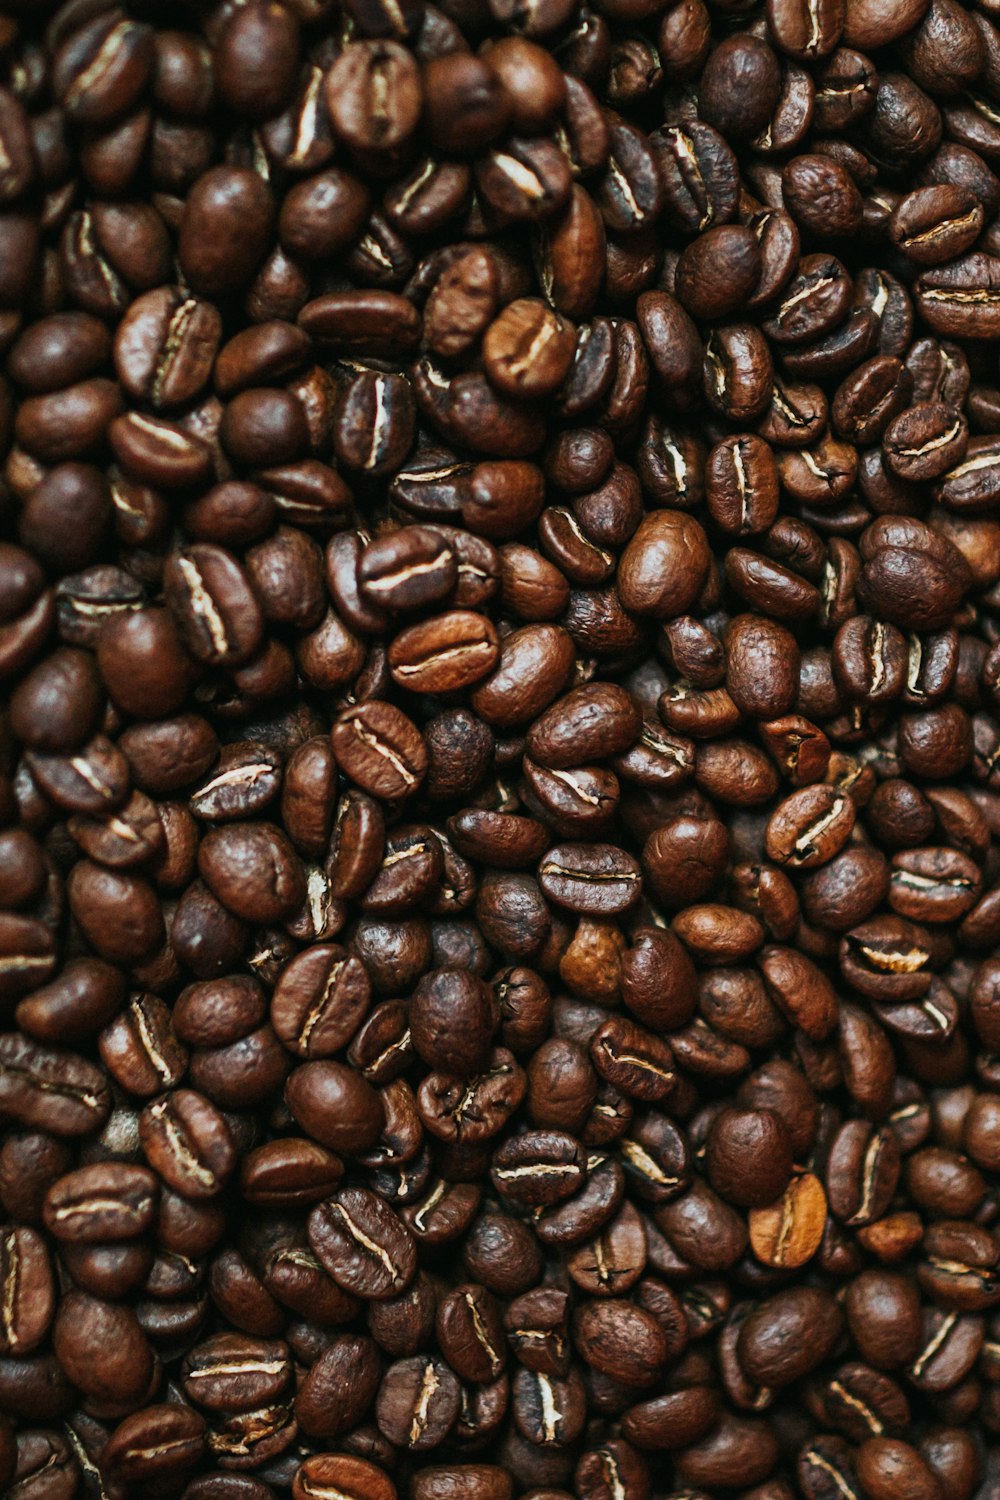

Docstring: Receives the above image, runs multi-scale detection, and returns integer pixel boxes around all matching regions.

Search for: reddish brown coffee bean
[332,702,427,801]
[617,511,711,619]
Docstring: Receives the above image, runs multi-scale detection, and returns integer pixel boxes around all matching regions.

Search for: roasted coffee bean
[309,1185,417,1298]
[826,1120,901,1227]
[139,1088,235,1198]
[409,969,496,1078]
[0,1227,54,1355]
[883,402,969,483]
[491,1130,586,1210]
[287,1060,385,1154]
[705,1107,793,1209]
[737,1286,843,1386]
[435,1284,506,1383]
[512,1365,586,1447]
[618,511,711,619]
[376,1353,461,1450]
[765,785,856,870]
[198,823,305,924]
[293,1455,396,1500]
[332,702,427,801]
[181,1333,291,1413]
[0,1035,110,1137]
[539,843,642,916]
[748,1172,827,1269]
[164,545,263,667]
[115,288,221,410]
[388,612,499,695]
[271,944,371,1059]
[43,1162,157,1244]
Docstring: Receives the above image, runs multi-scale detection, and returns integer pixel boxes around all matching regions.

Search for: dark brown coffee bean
[618,511,710,619]
[512,1365,587,1448]
[574,1298,668,1386]
[826,1120,901,1227]
[915,252,1000,340]
[140,1088,236,1199]
[53,1290,154,1408]
[699,35,782,141]
[859,519,971,632]
[737,1286,843,1387]
[676,226,762,321]
[0,1227,54,1355]
[883,402,968,483]
[198,823,305,924]
[179,167,274,296]
[374,1352,461,1450]
[539,843,642,916]
[388,612,499,695]
[309,1186,416,1299]
[287,1061,385,1154]
[271,944,371,1059]
[241,1137,343,1208]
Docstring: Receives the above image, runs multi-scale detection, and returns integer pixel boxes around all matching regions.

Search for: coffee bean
[915,252,1000,339]
[376,1353,461,1449]
[53,1289,154,1408]
[883,401,969,483]
[737,1286,843,1386]
[539,842,642,916]
[388,611,500,695]
[826,1119,901,1226]
[178,166,274,296]
[43,1162,158,1244]
[287,1060,385,1154]
[332,702,427,801]
[748,1172,827,1269]
[483,299,576,399]
[799,1436,862,1500]
[676,226,762,321]
[198,823,305,924]
[309,1185,417,1298]
[114,287,221,409]
[164,544,263,667]
[181,1332,291,1413]
[356,528,454,615]
[270,944,370,1059]
[293,1455,396,1500]
[0,1034,110,1137]
[411,1468,511,1500]
[512,1365,586,1447]
[619,510,711,618]
[0,1227,54,1355]
[704,1107,793,1209]
[409,969,497,1078]
[700,35,782,139]
[768,0,844,59]
[139,1088,236,1198]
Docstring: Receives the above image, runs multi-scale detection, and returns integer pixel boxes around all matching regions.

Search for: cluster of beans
[4,0,1000,1497]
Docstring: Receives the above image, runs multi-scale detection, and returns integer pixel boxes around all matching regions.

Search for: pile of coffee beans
[3,0,1000,1495]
